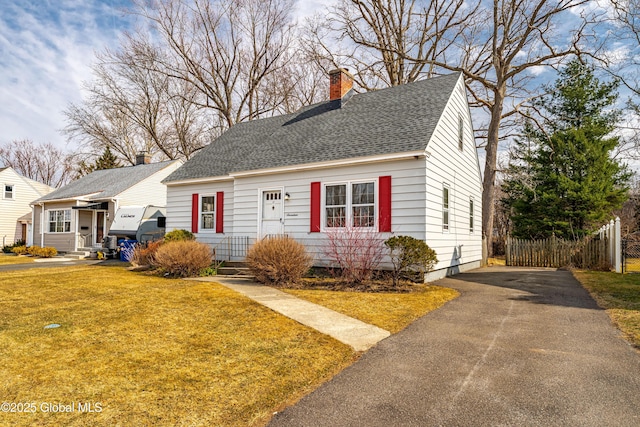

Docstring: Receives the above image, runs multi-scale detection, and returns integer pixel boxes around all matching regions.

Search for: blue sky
[0,0,632,160]
[0,0,137,149]
[0,0,329,151]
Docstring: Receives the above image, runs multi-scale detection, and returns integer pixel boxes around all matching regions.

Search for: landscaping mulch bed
[279,277,425,293]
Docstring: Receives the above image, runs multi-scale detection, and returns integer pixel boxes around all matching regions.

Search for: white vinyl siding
[424,74,483,275]
[0,168,53,245]
[117,161,182,206]
[165,180,233,247]
[164,74,484,277]
[166,159,427,262]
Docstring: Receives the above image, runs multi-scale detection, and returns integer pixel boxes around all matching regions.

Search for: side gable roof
[0,166,55,196]
[164,72,462,183]
[35,161,177,203]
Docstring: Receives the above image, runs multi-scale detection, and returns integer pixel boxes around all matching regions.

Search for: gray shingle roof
[164,72,461,183]
[35,161,177,202]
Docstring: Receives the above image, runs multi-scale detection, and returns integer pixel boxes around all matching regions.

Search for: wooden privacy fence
[505,235,611,270]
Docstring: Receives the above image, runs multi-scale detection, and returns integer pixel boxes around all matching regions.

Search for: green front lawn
[573,271,640,348]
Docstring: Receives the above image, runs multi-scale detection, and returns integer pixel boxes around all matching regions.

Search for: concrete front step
[216,261,250,276]
[217,266,251,276]
[64,251,91,260]
[220,261,248,268]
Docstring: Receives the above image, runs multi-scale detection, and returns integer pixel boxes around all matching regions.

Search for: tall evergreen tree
[502,60,630,240]
[76,147,122,178]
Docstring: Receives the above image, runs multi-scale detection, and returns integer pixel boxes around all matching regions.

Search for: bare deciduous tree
[0,140,75,187]
[64,33,213,165]
[134,0,297,127]
[609,0,640,95]
[443,0,592,255]
[303,0,479,89]
[601,0,640,161]
[307,0,593,256]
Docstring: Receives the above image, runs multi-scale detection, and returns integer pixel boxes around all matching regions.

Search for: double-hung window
[201,195,215,230]
[325,181,375,228]
[469,198,474,233]
[443,185,450,231]
[4,184,13,199]
[48,210,71,233]
[352,182,375,227]
[325,184,347,228]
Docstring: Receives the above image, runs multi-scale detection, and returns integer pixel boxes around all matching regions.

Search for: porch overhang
[72,202,109,210]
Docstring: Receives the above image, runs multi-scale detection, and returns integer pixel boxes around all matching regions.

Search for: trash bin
[119,240,138,262]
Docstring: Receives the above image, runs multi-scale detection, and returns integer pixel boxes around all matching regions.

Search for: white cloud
[0,0,131,151]
[292,0,335,23]
[527,65,548,77]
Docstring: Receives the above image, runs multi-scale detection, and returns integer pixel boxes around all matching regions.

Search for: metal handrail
[77,232,93,249]
[212,236,252,261]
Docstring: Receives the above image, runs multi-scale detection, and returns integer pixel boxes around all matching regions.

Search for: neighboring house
[32,155,182,253]
[163,70,483,279]
[0,167,54,247]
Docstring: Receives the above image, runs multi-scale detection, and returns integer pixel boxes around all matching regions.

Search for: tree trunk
[482,84,505,258]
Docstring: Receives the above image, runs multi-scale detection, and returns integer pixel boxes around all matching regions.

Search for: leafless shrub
[323,226,386,285]
[153,240,212,277]
[131,240,164,267]
[246,236,313,285]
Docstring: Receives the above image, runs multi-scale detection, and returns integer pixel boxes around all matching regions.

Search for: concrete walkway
[195,277,390,352]
[268,267,640,427]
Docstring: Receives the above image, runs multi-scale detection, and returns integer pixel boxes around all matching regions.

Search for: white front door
[261,190,283,237]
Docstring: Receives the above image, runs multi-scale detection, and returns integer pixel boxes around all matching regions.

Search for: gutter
[165,151,428,186]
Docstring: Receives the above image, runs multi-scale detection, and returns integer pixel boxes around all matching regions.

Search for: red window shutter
[310,182,321,232]
[379,176,392,232]
[191,193,199,233]
[216,191,224,233]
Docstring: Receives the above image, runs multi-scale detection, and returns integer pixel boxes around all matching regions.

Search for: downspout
[110,198,119,234]
[29,204,35,246]
[74,200,80,251]
[39,202,45,247]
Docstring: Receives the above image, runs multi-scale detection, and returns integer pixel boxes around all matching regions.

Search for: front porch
[74,205,109,251]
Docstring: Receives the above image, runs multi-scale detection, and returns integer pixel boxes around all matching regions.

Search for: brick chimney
[329,68,354,101]
[136,151,151,165]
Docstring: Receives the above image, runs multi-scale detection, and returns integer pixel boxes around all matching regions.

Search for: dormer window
[4,184,13,199]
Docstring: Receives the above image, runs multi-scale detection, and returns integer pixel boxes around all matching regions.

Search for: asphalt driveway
[269,267,640,427]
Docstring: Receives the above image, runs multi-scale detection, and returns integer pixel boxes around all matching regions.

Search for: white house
[32,155,182,253]
[163,70,483,279]
[0,167,54,247]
